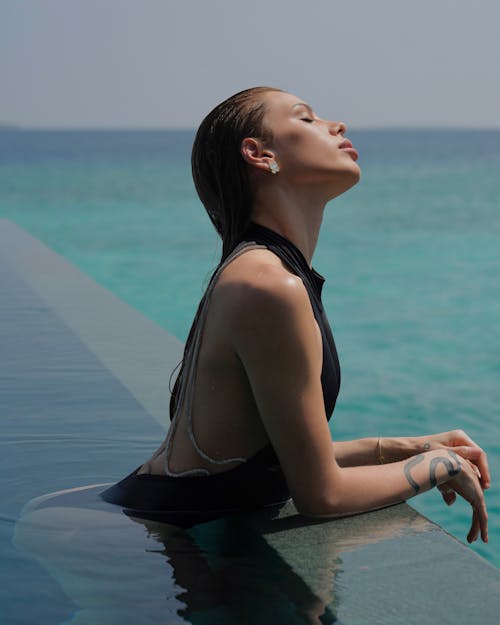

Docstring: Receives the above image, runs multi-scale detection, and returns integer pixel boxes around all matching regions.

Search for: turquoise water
[1,126,499,581]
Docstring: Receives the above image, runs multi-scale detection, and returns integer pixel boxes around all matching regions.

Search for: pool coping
[2,217,499,624]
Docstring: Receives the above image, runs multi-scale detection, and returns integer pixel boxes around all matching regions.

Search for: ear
[240,137,276,173]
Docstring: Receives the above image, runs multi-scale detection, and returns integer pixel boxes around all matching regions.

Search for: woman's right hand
[439,458,488,543]
[425,429,491,490]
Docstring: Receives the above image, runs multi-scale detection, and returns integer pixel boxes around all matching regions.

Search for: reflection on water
[14,484,431,625]
[140,519,338,625]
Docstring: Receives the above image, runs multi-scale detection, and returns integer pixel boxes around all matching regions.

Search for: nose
[328,120,347,135]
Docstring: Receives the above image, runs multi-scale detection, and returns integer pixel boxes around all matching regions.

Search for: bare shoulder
[213,248,311,325]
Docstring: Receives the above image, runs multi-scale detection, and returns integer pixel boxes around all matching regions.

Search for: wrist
[377,436,431,463]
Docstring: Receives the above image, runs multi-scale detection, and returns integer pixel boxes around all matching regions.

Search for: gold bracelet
[377,437,385,464]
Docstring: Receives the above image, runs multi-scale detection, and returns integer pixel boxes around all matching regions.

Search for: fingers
[467,465,489,544]
[446,456,489,544]
[467,447,491,490]
[437,484,456,506]
[433,430,490,543]
[453,445,491,490]
[475,448,491,490]
[478,499,489,543]
[467,510,480,543]
[466,459,481,480]
[466,498,488,544]
[442,490,456,506]
[432,431,490,489]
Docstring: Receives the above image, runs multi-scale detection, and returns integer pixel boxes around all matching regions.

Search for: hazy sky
[2,0,499,128]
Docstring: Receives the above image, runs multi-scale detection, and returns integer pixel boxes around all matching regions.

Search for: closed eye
[301,117,314,123]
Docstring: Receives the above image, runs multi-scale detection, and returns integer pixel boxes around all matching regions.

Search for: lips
[338,139,359,161]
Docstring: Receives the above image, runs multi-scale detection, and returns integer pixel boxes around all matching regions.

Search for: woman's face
[260,91,360,199]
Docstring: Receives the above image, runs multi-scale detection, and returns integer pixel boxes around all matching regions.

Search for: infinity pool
[2,220,499,625]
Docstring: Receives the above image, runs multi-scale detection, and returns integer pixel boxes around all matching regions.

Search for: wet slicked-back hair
[191,86,282,259]
[169,87,282,422]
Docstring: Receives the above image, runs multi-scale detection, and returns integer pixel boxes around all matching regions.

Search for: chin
[329,164,361,200]
[348,162,361,184]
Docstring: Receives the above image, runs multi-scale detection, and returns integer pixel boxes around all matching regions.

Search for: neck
[250,185,326,265]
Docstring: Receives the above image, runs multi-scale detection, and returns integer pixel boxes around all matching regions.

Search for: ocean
[1,127,499,578]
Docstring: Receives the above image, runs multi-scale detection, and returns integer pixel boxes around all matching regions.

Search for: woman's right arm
[221,264,488,543]
[314,449,488,543]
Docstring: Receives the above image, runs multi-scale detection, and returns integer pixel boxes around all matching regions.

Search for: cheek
[275,130,304,150]
[275,132,323,163]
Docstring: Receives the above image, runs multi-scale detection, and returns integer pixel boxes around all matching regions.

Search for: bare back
[139,246,315,476]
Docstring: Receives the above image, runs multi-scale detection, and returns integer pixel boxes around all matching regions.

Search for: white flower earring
[269,161,280,174]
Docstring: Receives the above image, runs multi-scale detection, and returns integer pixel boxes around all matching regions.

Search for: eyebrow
[291,102,315,115]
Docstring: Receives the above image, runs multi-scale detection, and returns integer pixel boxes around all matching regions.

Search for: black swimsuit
[101,223,341,522]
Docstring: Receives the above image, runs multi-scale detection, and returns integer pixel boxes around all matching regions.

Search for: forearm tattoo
[429,450,462,487]
[404,450,462,494]
[404,454,425,493]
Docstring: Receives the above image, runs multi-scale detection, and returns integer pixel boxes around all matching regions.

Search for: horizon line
[2,124,500,132]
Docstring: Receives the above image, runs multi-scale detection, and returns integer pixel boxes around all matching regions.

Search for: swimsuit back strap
[164,241,267,476]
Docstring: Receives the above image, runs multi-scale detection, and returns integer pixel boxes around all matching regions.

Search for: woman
[102,87,489,543]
